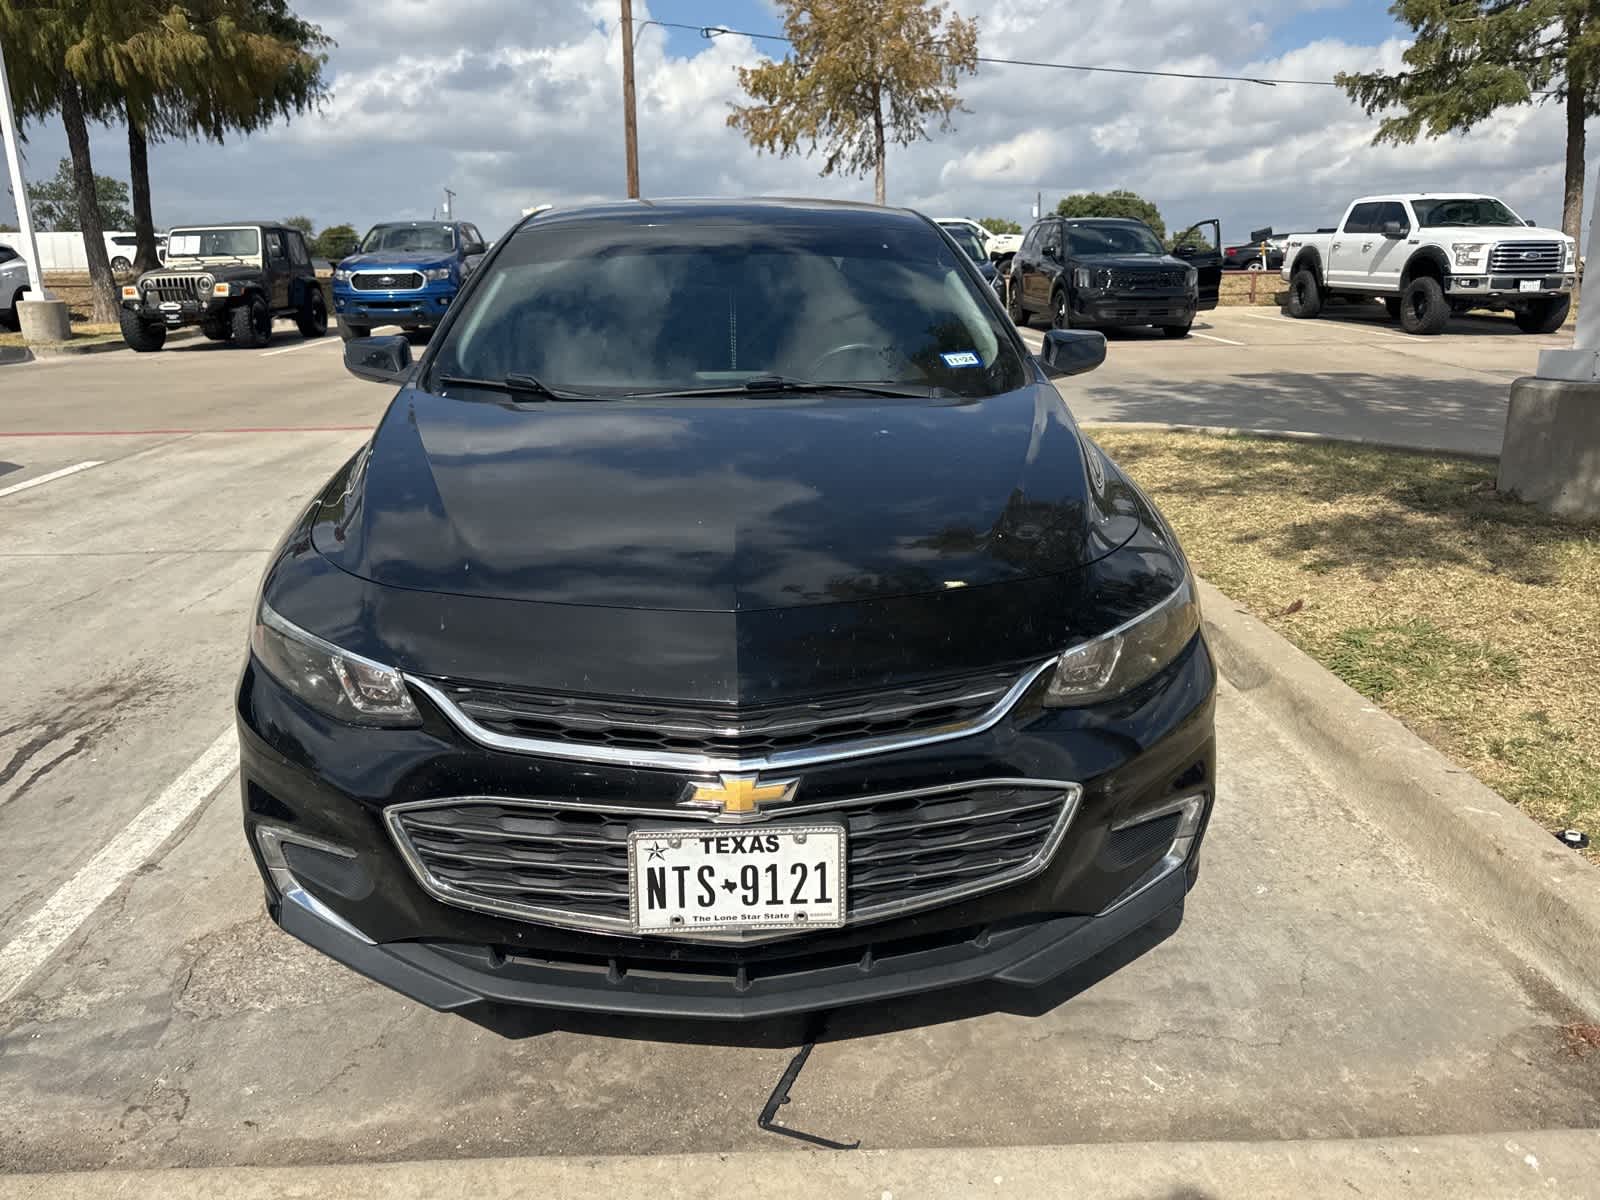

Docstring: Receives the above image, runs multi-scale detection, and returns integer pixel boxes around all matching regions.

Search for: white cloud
[1,0,1594,243]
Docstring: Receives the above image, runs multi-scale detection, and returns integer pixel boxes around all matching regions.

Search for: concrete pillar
[1499,163,1600,517]
[16,298,71,344]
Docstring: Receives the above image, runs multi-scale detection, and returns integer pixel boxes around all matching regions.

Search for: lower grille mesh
[389,780,1079,937]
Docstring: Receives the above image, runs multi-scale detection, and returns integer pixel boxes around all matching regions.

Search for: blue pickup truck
[330,220,489,340]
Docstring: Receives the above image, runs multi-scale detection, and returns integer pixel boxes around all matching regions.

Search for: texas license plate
[629,825,845,935]
[1519,280,1542,292]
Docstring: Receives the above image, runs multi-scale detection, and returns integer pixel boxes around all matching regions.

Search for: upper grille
[386,779,1082,938]
[352,270,424,291]
[1488,241,1563,274]
[1105,267,1188,291]
[145,274,202,303]
[426,665,1036,767]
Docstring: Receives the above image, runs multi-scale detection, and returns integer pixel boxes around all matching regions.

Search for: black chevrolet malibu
[237,199,1216,1023]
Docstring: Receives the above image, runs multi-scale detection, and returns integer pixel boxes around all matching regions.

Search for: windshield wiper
[435,373,604,402]
[625,375,930,400]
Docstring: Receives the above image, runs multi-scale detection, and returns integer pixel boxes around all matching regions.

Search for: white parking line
[0,460,104,499]
[1191,331,1246,346]
[0,727,239,1004]
[260,337,343,358]
[1238,312,1412,340]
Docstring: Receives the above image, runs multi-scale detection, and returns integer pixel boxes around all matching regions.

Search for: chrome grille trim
[145,274,203,303]
[385,778,1083,943]
[1487,241,1563,274]
[406,657,1059,774]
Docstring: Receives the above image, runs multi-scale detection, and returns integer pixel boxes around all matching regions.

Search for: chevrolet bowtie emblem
[680,774,800,819]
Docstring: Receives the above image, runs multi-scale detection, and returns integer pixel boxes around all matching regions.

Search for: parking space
[1016,303,1564,455]
[1,339,1597,1173]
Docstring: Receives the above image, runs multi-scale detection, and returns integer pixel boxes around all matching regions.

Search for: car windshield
[360,223,457,253]
[1065,224,1166,256]
[1412,198,1524,228]
[165,228,259,258]
[429,216,1028,399]
[941,224,988,263]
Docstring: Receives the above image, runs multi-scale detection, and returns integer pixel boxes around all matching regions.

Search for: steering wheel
[807,342,883,379]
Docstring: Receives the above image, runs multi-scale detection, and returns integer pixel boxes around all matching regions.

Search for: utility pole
[620,0,640,198]
[0,33,46,302]
[442,187,456,219]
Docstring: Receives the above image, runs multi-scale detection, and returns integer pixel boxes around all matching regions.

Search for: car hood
[339,252,455,272]
[312,383,1134,613]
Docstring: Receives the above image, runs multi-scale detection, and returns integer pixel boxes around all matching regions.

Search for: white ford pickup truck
[1280,193,1576,335]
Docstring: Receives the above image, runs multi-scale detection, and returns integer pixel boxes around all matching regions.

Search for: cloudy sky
[1,0,1592,243]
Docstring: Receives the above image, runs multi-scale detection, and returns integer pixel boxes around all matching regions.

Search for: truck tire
[1398,276,1449,335]
[1161,321,1192,338]
[296,290,329,338]
[1383,297,1402,322]
[200,316,230,341]
[1285,268,1322,318]
[118,308,167,352]
[110,256,133,278]
[338,319,371,341]
[231,296,271,348]
[1514,295,1571,334]
[1007,274,1027,325]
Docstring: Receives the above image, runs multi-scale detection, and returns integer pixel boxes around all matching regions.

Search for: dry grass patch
[1088,427,1600,844]
[0,322,122,348]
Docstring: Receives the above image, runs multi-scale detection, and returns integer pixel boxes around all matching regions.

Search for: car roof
[513,197,934,237]
[170,222,286,232]
[1055,217,1151,227]
[1350,193,1499,204]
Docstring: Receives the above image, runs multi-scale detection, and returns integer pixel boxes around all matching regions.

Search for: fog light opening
[1102,792,1208,914]
[254,824,375,944]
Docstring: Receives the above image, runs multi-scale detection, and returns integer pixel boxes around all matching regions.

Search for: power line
[648,19,1346,88]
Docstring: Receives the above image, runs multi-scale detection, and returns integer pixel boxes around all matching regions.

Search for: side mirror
[1038,328,1106,379]
[1381,220,1405,238]
[334,241,359,260]
[1172,243,1197,258]
[463,241,487,256]
[1526,217,1538,227]
[343,335,413,384]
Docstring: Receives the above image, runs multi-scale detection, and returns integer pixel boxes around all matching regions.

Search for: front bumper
[332,283,455,327]
[1447,273,1574,301]
[1073,291,1197,327]
[237,633,1217,1022]
[122,296,229,327]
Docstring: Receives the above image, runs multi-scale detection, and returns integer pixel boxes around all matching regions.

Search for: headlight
[1186,266,1199,288]
[1073,267,1091,288]
[251,600,420,726]
[1452,243,1487,268]
[424,267,452,282]
[1565,241,1577,269]
[197,273,215,292]
[1043,574,1201,707]
[139,277,155,291]
[332,268,352,283]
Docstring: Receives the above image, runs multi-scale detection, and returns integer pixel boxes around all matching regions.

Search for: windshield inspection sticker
[941,351,982,368]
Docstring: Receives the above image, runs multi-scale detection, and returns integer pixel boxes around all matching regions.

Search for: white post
[0,32,47,299]
[1536,161,1600,381]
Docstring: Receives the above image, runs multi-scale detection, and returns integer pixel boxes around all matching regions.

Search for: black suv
[1008,217,1222,337]
[119,222,328,352]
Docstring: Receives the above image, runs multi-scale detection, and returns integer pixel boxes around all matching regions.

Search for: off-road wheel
[1284,268,1322,318]
[1514,294,1571,334]
[200,317,230,341]
[1161,322,1192,338]
[118,308,167,352]
[296,289,328,338]
[110,256,133,278]
[1398,276,1449,335]
[231,296,271,348]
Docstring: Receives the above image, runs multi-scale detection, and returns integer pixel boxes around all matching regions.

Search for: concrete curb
[2,329,202,363]
[1198,578,1600,1017]
[2,1132,1597,1198]
[1088,421,1501,462]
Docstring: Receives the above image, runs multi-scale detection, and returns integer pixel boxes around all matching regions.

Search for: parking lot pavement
[1021,304,1570,455]
[2,342,1597,1176]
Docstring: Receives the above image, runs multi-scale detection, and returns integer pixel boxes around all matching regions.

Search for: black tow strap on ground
[756,1015,860,1150]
